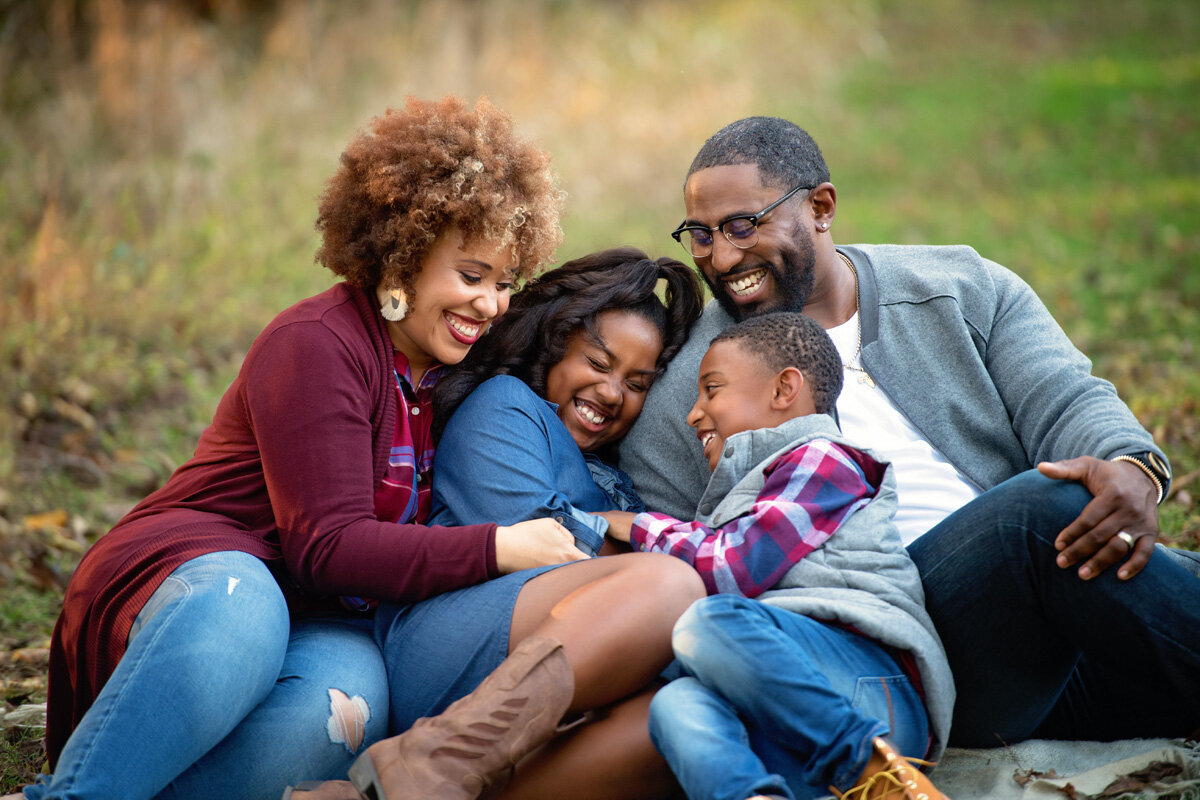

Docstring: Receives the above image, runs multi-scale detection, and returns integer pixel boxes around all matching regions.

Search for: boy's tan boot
[830,737,950,800]
[348,635,573,800]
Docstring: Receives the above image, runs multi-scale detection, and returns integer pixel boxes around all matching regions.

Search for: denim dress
[374,374,643,733]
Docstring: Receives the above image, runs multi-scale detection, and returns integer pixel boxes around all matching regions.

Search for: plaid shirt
[344,350,441,612]
[373,350,442,526]
[630,438,877,598]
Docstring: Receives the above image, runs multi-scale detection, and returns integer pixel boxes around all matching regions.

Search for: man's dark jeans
[908,469,1200,747]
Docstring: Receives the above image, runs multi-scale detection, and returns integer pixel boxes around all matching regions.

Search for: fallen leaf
[17,392,39,419]
[50,398,96,431]
[40,527,86,554]
[1100,776,1144,798]
[0,648,51,665]
[22,510,68,531]
[1097,760,1184,798]
[1015,768,1061,788]
[27,550,68,592]
[3,703,47,728]
[1056,782,1081,800]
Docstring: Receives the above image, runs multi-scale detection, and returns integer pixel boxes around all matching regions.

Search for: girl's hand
[593,510,636,543]
[495,518,589,574]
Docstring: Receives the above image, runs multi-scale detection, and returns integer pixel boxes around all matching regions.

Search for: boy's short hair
[711,312,843,414]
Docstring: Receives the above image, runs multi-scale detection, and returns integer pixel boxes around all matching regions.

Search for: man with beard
[620,116,1200,750]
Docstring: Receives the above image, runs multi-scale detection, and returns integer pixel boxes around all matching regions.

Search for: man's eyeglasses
[670,183,811,258]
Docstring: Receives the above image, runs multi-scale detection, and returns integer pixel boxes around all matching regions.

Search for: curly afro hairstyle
[710,312,843,415]
[433,247,703,452]
[315,96,563,299]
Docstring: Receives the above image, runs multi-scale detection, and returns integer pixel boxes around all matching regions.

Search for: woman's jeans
[648,595,929,800]
[908,469,1200,746]
[24,551,389,800]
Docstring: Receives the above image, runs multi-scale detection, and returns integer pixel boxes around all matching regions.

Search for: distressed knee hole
[326,688,371,753]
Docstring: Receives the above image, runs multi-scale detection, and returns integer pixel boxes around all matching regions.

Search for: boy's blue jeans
[908,469,1200,746]
[25,551,389,800]
[648,595,929,800]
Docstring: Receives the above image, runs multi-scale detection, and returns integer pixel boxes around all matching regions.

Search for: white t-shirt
[827,313,981,546]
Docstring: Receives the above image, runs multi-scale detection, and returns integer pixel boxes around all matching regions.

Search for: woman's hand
[593,510,637,543]
[495,518,589,574]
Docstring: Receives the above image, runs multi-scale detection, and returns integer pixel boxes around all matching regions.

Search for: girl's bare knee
[624,552,705,610]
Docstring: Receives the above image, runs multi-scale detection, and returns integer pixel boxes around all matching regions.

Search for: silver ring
[1116,531,1135,551]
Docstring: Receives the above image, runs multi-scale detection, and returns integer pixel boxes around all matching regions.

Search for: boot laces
[839,752,938,800]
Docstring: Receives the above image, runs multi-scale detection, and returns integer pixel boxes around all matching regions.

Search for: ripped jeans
[648,595,929,800]
[24,551,389,800]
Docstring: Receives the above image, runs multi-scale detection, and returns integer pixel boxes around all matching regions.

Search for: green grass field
[1,0,1198,791]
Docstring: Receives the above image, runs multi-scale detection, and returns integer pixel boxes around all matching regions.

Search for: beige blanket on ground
[930,739,1200,800]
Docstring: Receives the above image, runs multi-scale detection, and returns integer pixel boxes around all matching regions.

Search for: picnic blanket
[930,738,1200,800]
[9,699,1199,798]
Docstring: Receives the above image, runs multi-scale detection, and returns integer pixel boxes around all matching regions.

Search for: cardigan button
[410,406,421,415]
[699,503,712,515]
[723,446,734,459]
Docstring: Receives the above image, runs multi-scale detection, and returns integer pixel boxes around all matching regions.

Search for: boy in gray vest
[602,312,954,800]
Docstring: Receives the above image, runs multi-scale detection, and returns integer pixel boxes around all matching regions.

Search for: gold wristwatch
[1112,451,1172,504]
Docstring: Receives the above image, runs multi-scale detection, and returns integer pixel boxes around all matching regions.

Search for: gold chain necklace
[837,252,876,388]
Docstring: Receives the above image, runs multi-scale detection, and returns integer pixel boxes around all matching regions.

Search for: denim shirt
[428,375,644,556]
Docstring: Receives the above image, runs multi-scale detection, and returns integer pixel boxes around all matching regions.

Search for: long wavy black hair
[433,246,702,453]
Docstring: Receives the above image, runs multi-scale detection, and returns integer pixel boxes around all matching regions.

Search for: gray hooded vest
[696,412,956,759]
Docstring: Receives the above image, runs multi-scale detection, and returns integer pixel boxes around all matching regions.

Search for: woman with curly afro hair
[32,97,580,800]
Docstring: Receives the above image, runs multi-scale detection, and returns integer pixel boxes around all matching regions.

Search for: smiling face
[688,340,801,470]
[386,228,516,381]
[544,309,664,452]
[683,164,816,322]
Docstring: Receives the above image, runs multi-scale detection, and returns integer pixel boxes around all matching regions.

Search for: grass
[824,1,1200,543]
[1,0,1199,791]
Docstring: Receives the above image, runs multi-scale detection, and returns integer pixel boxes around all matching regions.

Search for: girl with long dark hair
[317,249,706,800]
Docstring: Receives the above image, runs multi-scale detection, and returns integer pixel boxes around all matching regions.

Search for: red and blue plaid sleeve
[630,439,879,597]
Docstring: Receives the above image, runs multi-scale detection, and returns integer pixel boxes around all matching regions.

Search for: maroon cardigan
[46,282,499,765]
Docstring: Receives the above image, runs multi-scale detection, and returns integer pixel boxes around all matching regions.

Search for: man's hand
[494,518,589,574]
[1037,456,1159,581]
[593,510,637,543]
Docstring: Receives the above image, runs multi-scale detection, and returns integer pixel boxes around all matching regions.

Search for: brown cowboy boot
[348,635,574,800]
[281,780,362,799]
[830,737,951,800]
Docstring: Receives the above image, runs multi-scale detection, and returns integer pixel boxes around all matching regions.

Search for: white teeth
[700,431,716,449]
[447,315,482,338]
[727,270,766,297]
[575,399,609,426]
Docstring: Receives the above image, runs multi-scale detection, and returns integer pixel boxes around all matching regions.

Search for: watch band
[1112,453,1169,504]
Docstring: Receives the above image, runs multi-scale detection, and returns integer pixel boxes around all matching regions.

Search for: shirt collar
[392,350,445,393]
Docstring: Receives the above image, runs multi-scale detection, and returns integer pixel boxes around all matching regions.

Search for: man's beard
[703,233,817,322]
